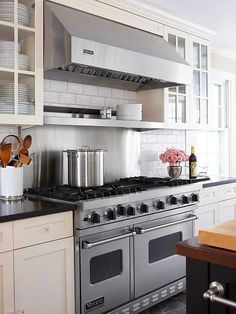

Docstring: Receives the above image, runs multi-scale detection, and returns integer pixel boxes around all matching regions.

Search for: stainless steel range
[25,177,208,314]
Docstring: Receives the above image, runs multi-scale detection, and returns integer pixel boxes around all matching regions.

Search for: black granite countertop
[202,176,236,188]
[0,197,76,223]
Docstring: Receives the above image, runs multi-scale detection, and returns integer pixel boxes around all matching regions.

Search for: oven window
[90,250,123,284]
[148,232,182,264]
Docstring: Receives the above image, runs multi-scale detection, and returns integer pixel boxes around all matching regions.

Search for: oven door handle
[135,214,199,235]
[82,231,136,249]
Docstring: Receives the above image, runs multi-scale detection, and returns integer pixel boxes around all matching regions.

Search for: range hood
[44,1,192,91]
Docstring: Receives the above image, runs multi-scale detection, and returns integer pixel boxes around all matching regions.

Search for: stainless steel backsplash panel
[22,126,140,188]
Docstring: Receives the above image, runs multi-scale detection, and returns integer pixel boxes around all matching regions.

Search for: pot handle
[81,145,91,151]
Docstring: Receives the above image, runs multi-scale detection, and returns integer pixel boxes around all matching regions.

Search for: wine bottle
[189,146,197,179]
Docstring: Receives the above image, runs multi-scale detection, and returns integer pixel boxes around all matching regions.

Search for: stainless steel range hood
[44,1,191,91]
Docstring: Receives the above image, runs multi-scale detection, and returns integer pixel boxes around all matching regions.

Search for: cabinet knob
[43,226,50,232]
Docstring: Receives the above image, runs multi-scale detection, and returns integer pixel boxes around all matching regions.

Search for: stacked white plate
[116,103,142,121]
[0,83,33,114]
[0,2,30,26]
[0,40,30,70]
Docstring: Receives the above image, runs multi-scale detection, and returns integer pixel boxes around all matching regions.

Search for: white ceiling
[143,0,236,56]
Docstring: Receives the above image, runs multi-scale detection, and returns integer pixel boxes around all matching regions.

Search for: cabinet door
[0,0,43,125]
[190,36,210,127]
[163,26,190,125]
[194,204,218,236]
[218,199,236,224]
[209,264,236,314]
[0,251,14,314]
[14,238,75,314]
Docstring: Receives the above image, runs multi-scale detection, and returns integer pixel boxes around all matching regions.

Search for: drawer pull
[43,226,50,232]
[203,281,236,309]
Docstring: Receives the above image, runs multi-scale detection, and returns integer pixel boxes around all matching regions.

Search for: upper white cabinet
[163,26,190,126]
[0,0,43,125]
[190,36,210,128]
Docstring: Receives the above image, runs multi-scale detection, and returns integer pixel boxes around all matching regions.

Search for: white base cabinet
[14,238,75,314]
[194,203,218,236]
[218,199,236,224]
[0,251,14,314]
[196,184,236,235]
[0,212,75,314]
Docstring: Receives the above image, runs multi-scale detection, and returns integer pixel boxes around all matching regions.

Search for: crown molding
[97,0,216,40]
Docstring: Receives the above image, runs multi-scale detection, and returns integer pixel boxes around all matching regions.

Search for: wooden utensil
[23,135,32,150]
[2,134,22,157]
[0,143,12,168]
[18,153,32,166]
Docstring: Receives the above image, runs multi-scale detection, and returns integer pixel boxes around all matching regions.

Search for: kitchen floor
[141,292,186,314]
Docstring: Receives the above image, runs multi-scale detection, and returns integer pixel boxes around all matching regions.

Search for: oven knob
[168,195,178,205]
[106,209,116,220]
[117,205,126,216]
[155,200,165,210]
[139,203,149,213]
[191,193,199,202]
[89,212,101,224]
[180,195,190,204]
[127,206,136,216]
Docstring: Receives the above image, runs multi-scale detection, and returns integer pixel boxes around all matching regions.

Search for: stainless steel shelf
[43,115,166,131]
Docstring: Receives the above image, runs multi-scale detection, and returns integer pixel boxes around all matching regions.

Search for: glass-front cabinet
[190,36,210,127]
[0,0,43,125]
[163,26,190,126]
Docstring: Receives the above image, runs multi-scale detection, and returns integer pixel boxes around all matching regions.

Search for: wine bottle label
[190,162,197,177]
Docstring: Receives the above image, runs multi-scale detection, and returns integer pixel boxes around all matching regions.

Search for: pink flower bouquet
[159,148,189,166]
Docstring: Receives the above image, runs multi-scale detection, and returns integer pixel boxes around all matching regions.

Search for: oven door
[134,209,198,298]
[79,228,134,314]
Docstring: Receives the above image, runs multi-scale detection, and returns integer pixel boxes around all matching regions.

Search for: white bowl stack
[0,83,34,115]
[0,41,30,70]
[0,1,30,26]
[116,103,142,121]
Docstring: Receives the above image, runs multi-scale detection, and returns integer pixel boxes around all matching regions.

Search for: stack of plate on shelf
[0,1,30,26]
[0,83,34,115]
[0,41,30,70]
[116,103,142,121]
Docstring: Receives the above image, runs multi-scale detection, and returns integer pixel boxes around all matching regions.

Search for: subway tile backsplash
[44,79,138,109]
[140,130,186,177]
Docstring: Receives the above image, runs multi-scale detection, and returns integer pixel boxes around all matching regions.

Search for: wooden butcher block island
[177,236,236,314]
[199,219,236,251]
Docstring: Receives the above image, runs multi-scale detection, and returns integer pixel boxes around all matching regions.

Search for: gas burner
[25,176,210,202]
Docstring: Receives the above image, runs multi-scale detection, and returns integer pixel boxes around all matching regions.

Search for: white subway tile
[105,98,118,107]
[59,93,75,104]
[118,99,128,105]
[124,90,137,100]
[44,91,59,103]
[98,87,112,97]
[68,83,84,94]
[112,88,125,99]
[76,95,90,105]
[84,85,98,96]
[50,80,67,93]
[158,135,168,143]
[44,79,51,91]
[91,96,105,106]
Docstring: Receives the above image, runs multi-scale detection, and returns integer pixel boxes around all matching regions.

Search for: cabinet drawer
[199,187,218,206]
[0,222,13,253]
[217,184,236,202]
[13,211,73,249]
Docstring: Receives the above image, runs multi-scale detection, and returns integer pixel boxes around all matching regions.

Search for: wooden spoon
[0,143,12,168]
[18,153,32,166]
[23,135,32,150]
